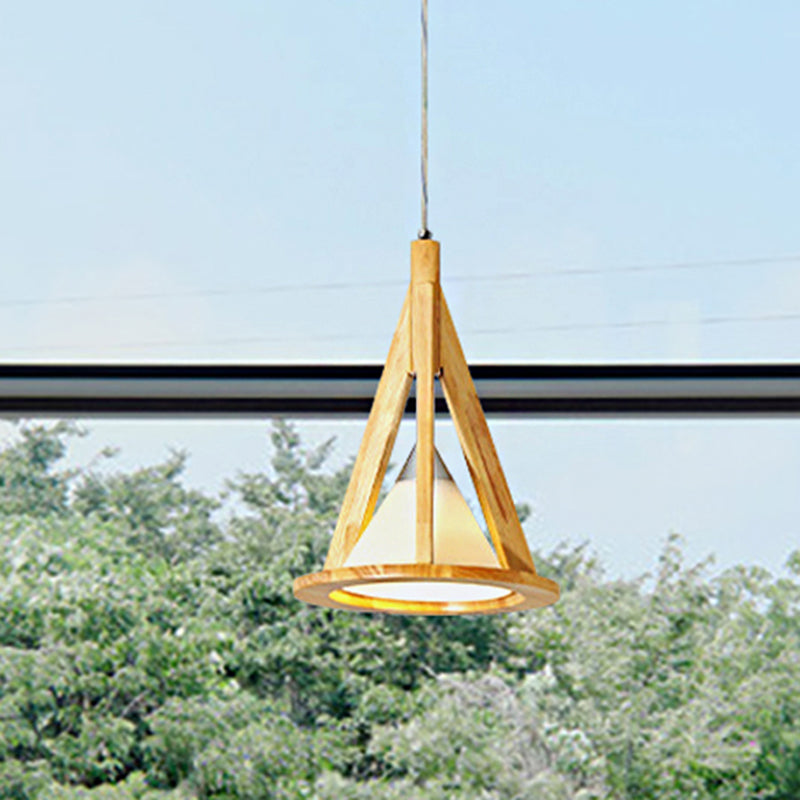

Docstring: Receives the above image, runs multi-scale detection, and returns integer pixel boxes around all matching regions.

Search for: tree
[0,420,798,799]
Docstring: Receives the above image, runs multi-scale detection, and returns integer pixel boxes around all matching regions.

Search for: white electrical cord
[419,0,431,239]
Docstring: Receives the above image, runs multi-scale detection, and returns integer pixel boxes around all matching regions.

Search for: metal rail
[2,363,800,417]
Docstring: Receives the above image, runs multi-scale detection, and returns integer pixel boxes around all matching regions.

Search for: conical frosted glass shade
[341,447,509,603]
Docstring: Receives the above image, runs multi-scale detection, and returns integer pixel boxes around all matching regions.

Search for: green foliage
[0,420,798,798]
[73,450,221,566]
[0,422,78,517]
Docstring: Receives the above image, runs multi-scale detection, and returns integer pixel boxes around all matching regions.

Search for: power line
[2,253,799,312]
[2,310,800,356]
[0,328,514,355]
[452,253,800,282]
[527,311,800,333]
[0,279,405,311]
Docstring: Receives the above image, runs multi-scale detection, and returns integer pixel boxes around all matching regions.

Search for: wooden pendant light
[293,240,560,615]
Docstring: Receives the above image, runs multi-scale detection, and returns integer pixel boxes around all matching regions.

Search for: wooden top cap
[411,239,440,284]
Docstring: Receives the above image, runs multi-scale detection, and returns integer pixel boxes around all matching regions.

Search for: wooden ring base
[293,564,559,616]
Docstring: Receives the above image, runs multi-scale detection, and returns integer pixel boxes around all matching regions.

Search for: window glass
[1,417,798,798]
[33,416,798,579]
[1,4,799,362]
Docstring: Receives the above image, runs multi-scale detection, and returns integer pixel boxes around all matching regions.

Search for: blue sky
[1,2,799,576]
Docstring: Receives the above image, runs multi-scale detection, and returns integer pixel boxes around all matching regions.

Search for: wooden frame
[295,239,559,615]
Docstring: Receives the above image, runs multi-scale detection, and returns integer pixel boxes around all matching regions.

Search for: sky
[1,2,799,578]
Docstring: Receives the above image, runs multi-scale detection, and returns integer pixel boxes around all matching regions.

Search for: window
[2,3,799,798]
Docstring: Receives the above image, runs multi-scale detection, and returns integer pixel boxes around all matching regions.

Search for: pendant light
[294,1,559,616]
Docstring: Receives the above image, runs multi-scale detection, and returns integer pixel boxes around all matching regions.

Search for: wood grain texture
[411,240,441,564]
[324,292,413,569]
[410,239,440,284]
[294,562,559,616]
[439,294,537,574]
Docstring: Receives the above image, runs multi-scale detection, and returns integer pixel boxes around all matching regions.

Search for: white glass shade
[341,447,510,603]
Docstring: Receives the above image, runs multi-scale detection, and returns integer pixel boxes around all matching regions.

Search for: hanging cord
[419,0,432,239]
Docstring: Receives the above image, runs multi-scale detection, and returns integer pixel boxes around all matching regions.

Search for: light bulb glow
[340,579,512,604]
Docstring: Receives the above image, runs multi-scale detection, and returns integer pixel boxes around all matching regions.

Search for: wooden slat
[411,289,439,563]
[324,293,413,568]
[411,240,440,564]
[413,282,436,563]
[439,294,537,574]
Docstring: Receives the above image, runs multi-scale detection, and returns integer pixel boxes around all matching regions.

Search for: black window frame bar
[1,363,800,417]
